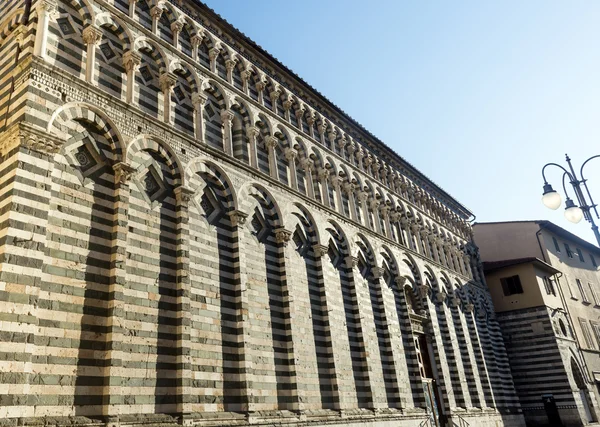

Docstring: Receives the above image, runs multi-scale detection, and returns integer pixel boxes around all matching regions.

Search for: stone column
[173,186,195,423]
[358,191,370,227]
[225,59,236,84]
[336,136,347,159]
[103,162,135,425]
[128,0,138,18]
[294,106,304,130]
[241,69,252,94]
[246,126,260,169]
[343,181,357,221]
[171,19,184,50]
[370,199,382,234]
[317,120,327,146]
[306,114,315,139]
[284,148,298,190]
[190,33,203,62]
[317,167,331,207]
[226,210,253,412]
[150,4,165,35]
[464,302,496,408]
[327,129,337,152]
[355,148,365,171]
[265,135,279,179]
[208,47,220,73]
[363,154,373,175]
[220,109,234,156]
[269,88,281,114]
[33,0,58,60]
[450,296,487,409]
[82,25,103,85]
[283,99,293,122]
[435,291,471,409]
[300,158,315,199]
[417,285,458,411]
[159,72,178,124]
[191,93,207,143]
[330,175,344,215]
[255,80,266,105]
[123,50,142,105]
[346,142,356,166]
[380,204,392,238]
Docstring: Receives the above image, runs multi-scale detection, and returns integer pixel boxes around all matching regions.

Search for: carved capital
[464,303,474,313]
[269,89,281,102]
[188,94,206,111]
[255,81,266,92]
[113,162,136,185]
[228,209,248,227]
[435,291,447,304]
[395,276,408,287]
[123,50,142,73]
[150,5,165,19]
[275,228,292,246]
[174,186,195,205]
[171,20,184,33]
[300,158,314,172]
[357,191,369,202]
[450,296,461,308]
[38,0,58,13]
[417,284,431,299]
[282,99,293,111]
[371,267,384,279]
[245,126,260,140]
[82,25,103,46]
[344,256,359,269]
[317,168,330,181]
[190,33,204,48]
[342,181,355,195]
[220,109,234,125]
[306,115,315,126]
[241,69,252,81]
[313,244,329,258]
[159,72,178,92]
[265,135,278,149]
[284,148,297,161]
[208,47,220,61]
[225,58,237,71]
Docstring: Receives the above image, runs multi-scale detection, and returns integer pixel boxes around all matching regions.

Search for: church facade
[0,1,524,426]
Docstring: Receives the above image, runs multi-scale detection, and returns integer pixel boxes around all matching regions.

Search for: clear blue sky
[202,0,600,245]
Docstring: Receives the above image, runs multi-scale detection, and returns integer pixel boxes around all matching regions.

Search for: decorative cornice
[1,122,64,156]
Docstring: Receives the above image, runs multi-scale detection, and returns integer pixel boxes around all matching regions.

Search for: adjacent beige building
[475,220,600,426]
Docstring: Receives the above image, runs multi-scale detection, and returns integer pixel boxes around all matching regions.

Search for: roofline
[179,0,473,218]
[483,257,561,275]
[474,220,600,253]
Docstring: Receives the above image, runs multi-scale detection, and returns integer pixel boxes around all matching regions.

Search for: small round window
[559,319,568,336]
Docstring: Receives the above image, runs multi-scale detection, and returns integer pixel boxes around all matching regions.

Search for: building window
[565,244,573,258]
[592,322,600,348]
[579,318,595,349]
[577,248,585,263]
[592,254,598,268]
[590,283,600,306]
[577,279,590,303]
[500,275,523,296]
[553,237,561,252]
[559,319,568,337]
[543,276,556,296]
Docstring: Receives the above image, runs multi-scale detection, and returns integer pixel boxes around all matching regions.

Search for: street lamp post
[541,154,600,246]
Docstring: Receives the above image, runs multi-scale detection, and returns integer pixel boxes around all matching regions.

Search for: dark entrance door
[542,394,563,426]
